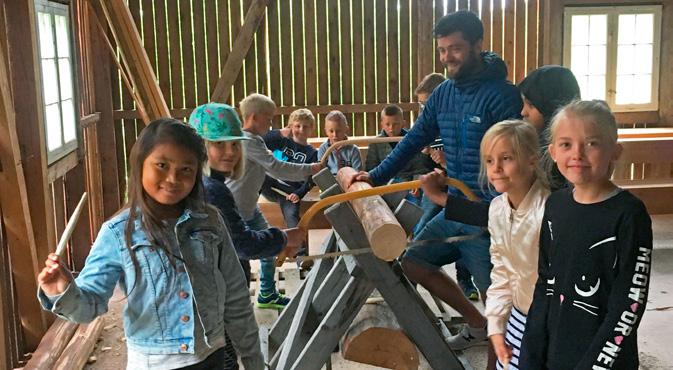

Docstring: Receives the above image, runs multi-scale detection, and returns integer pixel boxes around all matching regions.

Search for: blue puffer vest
[370,52,523,202]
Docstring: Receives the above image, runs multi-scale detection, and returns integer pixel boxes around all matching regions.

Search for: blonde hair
[288,108,315,127]
[479,120,546,191]
[548,100,618,145]
[325,110,348,127]
[239,93,276,119]
[203,140,246,180]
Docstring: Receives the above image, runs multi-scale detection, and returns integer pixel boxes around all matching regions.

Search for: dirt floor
[84,215,673,370]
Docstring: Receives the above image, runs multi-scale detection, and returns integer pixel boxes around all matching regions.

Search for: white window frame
[563,5,662,112]
[35,0,80,164]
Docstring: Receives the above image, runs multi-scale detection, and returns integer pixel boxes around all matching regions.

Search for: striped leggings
[496,306,527,370]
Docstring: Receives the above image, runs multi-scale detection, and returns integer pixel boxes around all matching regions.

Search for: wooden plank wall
[112,0,542,148]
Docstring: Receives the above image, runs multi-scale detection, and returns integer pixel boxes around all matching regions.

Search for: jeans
[403,211,492,292]
[413,193,443,236]
[244,208,277,295]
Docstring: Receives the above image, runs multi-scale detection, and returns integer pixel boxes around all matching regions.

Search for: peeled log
[340,302,419,370]
[335,167,407,261]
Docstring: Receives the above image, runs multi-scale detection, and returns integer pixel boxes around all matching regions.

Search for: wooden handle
[55,193,88,257]
[319,136,403,167]
[274,177,477,266]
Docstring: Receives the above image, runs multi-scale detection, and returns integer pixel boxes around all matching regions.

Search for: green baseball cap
[188,103,250,142]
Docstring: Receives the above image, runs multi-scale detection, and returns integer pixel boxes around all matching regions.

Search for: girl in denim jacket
[37,119,264,370]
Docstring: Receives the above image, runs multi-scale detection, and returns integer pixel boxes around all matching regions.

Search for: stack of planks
[23,317,104,370]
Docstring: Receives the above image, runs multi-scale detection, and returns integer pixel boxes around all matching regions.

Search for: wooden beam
[52,317,104,370]
[210,0,270,103]
[23,318,78,370]
[5,0,56,292]
[97,0,169,122]
[0,26,49,350]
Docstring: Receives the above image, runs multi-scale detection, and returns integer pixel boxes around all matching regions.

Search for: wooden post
[0,27,49,350]
[210,0,270,103]
[97,0,169,122]
[335,167,407,261]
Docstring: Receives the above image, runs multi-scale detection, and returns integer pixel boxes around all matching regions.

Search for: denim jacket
[38,204,264,369]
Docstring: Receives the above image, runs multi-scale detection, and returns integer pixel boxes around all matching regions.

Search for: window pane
[589,15,607,45]
[54,15,70,58]
[589,45,606,75]
[41,59,59,104]
[62,99,76,143]
[618,14,636,45]
[58,58,73,100]
[571,45,589,76]
[587,75,606,101]
[37,12,54,59]
[634,44,653,74]
[617,44,635,75]
[635,14,654,44]
[571,15,589,45]
[615,75,634,104]
[45,103,62,151]
[632,75,652,104]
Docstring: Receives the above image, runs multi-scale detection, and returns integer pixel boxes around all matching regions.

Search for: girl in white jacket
[479,120,550,369]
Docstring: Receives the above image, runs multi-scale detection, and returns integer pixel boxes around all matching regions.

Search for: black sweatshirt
[261,130,318,198]
[519,188,652,370]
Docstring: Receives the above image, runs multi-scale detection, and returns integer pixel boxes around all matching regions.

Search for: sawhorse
[266,169,472,369]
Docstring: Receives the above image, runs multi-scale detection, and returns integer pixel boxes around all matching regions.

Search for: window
[563,5,662,112]
[35,1,79,163]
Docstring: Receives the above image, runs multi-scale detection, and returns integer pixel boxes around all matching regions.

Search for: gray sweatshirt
[226,131,314,220]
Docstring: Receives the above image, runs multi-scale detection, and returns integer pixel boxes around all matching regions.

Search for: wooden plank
[255,2,267,95]
[492,0,503,57]
[458,0,468,11]
[53,317,104,370]
[192,0,208,104]
[89,3,121,220]
[387,0,399,103]
[481,0,492,52]
[293,0,306,106]
[267,1,281,109]
[166,0,183,107]
[514,0,527,83]
[231,1,245,106]
[99,0,170,121]
[217,0,231,103]
[351,0,365,136]
[316,0,329,134]
[0,32,48,350]
[152,1,171,101]
[399,0,411,106]
[503,0,515,82]
[304,0,318,108]
[47,151,79,184]
[23,318,78,370]
[434,0,445,73]
[204,0,219,97]
[363,0,377,136]
[140,0,156,75]
[328,0,341,106]
[179,0,196,107]
[526,0,539,73]
[340,0,353,106]
[210,0,269,104]
[470,0,480,13]
[280,0,293,109]
[416,0,434,83]
[243,0,258,96]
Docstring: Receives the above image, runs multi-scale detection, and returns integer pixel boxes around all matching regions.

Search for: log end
[370,224,407,261]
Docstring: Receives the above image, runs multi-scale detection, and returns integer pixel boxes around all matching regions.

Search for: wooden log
[53,317,104,370]
[340,301,420,370]
[23,319,79,370]
[335,167,407,261]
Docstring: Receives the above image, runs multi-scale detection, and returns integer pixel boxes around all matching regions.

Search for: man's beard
[445,49,481,80]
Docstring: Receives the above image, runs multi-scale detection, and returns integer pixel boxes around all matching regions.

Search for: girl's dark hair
[121,118,207,283]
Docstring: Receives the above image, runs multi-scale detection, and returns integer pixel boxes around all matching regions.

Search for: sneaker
[458,277,479,301]
[256,291,291,309]
[445,324,488,350]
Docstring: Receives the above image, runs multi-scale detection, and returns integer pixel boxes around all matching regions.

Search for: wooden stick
[55,193,88,257]
[319,136,402,167]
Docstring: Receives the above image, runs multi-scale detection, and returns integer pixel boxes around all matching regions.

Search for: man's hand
[430,148,446,167]
[283,227,306,253]
[345,171,372,189]
[419,168,448,206]
[38,253,74,296]
[286,193,301,203]
[490,334,512,366]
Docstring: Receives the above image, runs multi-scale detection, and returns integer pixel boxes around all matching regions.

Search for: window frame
[563,5,662,112]
[35,0,81,164]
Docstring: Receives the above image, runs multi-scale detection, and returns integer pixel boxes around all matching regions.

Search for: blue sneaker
[256,291,291,309]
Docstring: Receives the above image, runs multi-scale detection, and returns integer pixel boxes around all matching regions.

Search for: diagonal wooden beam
[0,26,49,351]
[97,0,169,123]
[210,0,271,103]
